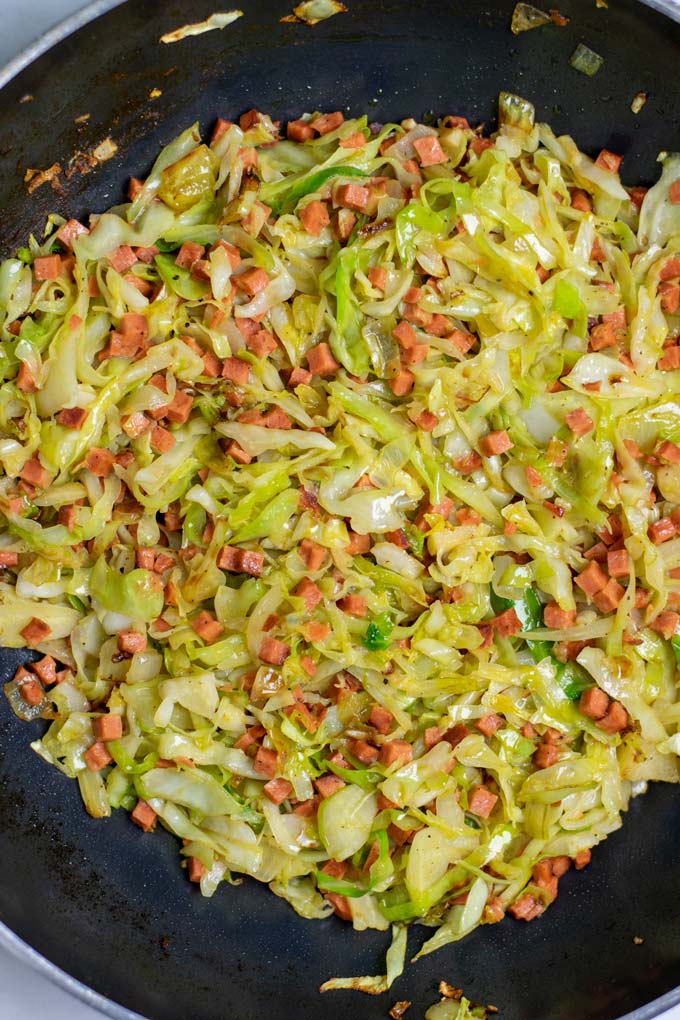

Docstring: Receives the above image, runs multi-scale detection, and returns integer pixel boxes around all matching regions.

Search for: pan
[1,2,680,1018]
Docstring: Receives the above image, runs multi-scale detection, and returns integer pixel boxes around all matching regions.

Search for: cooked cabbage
[2,95,680,996]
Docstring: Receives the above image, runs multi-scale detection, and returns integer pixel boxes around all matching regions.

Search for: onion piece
[160,11,243,44]
[569,43,604,77]
[511,3,551,33]
[281,0,347,25]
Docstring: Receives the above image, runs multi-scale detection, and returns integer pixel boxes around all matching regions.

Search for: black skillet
[1,1,680,1018]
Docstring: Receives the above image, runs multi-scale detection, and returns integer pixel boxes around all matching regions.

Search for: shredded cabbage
[2,94,680,996]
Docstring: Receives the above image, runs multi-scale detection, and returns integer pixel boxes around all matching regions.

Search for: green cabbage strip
[2,94,680,1001]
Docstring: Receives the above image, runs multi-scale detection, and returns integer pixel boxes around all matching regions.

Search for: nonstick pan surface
[1,2,680,1018]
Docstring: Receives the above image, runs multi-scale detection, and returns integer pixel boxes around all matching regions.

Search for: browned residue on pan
[25,137,118,193]
[24,163,62,194]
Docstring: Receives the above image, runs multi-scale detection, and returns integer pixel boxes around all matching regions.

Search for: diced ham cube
[650,610,679,639]
[509,893,544,921]
[235,267,269,296]
[31,655,56,684]
[658,346,680,371]
[379,740,412,766]
[131,799,157,832]
[108,245,137,273]
[245,329,277,358]
[287,118,314,142]
[588,321,617,351]
[339,131,366,149]
[93,714,124,741]
[294,577,323,612]
[84,447,114,478]
[491,607,522,637]
[403,342,429,365]
[299,200,330,236]
[475,713,503,737]
[175,241,205,269]
[300,655,317,676]
[56,406,87,429]
[306,342,339,377]
[574,849,591,869]
[121,412,151,438]
[656,440,680,465]
[165,390,193,424]
[18,673,44,705]
[550,856,571,878]
[84,741,113,772]
[649,517,676,544]
[187,857,206,883]
[595,149,622,174]
[415,409,438,431]
[150,426,175,454]
[117,630,147,655]
[592,578,625,614]
[532,859,558,901]
[56,218,89,249]
[20,617,51,646]
[261,407,292,429]
[453,452,482,475]
[479,430,513,457]
[263,777,293,804]
[190,610,224,644]
[447,328,475,354]
[337,594,367,617]
[607,549,630,577]
[390,368,415,396]
[335,182,370,212]
[299,538,326,570]
[302,620,330,642]
[314,775,345,798]
[368,705,393,734]
[223,361,249,387]
[565,407,594,437]
[224,440,252,464]
[659,281,680,314]
[325,892,352,920]
[34,255,62,280]
[120,312,149,346]
[579,687,609,720]
[468,785,498,819]
[134,244,160,264]
[367,267,387,291]
[660,256,680,281]
[349,738,379,765]
[217,545,263,575]
[392,320,417,350]
[543,603,576,629]
[575,561,608,598]
[595,700,629,734]
[310,111,344,135]
[253,746,278,777]
[413,135,447,166]
[288,367,312,387]
[259,637,290,665]
[534,743,560,768]
[19,458,51,489]
[570,189,592,212]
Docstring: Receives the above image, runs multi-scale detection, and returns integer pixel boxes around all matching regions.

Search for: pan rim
[0,1,680,1019]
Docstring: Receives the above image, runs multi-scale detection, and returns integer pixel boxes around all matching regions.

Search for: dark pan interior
[1,2,680,1018]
